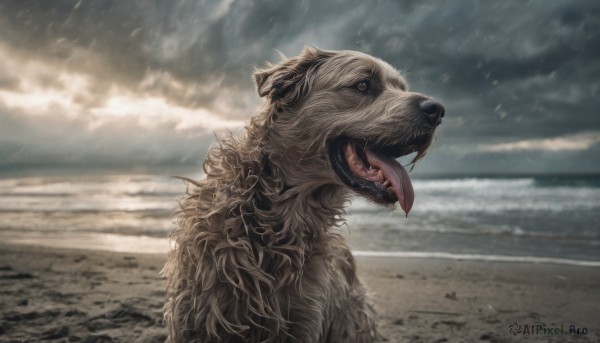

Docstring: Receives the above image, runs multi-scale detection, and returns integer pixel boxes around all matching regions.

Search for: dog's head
[254,47,445,215]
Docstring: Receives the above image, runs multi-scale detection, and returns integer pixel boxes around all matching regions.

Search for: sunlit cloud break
[0,43,247,132]
[0,82,245,131]
[480,132,600,152]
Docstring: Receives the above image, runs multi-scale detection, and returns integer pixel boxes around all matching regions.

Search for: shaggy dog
[163,47,444,342]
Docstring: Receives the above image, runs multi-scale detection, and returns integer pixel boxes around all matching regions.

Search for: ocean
[1,170,599,265]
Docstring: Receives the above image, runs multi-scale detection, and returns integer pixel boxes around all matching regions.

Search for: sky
[0,0,599,174]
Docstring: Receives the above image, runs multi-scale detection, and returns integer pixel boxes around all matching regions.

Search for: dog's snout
[419,99,445,126]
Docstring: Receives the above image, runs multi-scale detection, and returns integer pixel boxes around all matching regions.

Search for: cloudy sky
[0,0,599,174]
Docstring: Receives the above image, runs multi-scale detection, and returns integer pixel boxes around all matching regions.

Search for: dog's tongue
[365,147,414,215]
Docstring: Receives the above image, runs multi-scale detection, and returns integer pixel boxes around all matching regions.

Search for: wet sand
[0,243,599,343]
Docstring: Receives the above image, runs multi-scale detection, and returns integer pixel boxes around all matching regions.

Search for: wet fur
[163,47,436,342]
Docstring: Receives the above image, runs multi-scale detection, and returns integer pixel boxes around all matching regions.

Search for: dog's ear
[253,47,334,108]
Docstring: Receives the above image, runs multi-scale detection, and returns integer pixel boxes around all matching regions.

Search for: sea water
[1,171,598,264]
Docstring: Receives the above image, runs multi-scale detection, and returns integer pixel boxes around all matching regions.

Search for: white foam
[413,178,535,190]
[348,178,600,213]
[352,251,600,267]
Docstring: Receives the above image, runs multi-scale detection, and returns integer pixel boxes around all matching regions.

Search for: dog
[162,47,444,342]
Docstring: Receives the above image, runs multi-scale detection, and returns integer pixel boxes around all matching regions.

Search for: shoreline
[2,231,600,268]
[1,243,599,342]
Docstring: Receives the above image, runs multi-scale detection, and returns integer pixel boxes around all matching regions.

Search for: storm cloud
[0,0,599,173]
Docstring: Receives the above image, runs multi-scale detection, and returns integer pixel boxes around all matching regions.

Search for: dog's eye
[355,81,370,93]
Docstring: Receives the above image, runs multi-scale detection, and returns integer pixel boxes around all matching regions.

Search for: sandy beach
[1,243,598,343]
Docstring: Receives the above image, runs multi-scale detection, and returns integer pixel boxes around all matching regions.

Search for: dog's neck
[252,142,348,242]
[223,111,349,249]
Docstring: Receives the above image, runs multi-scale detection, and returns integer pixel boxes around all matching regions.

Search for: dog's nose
[419,99,445,126]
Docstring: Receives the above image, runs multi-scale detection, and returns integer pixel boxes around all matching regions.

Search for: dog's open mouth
[329,136,431,215]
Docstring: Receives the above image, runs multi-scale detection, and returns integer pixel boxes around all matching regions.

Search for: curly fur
[163,47,439,342]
